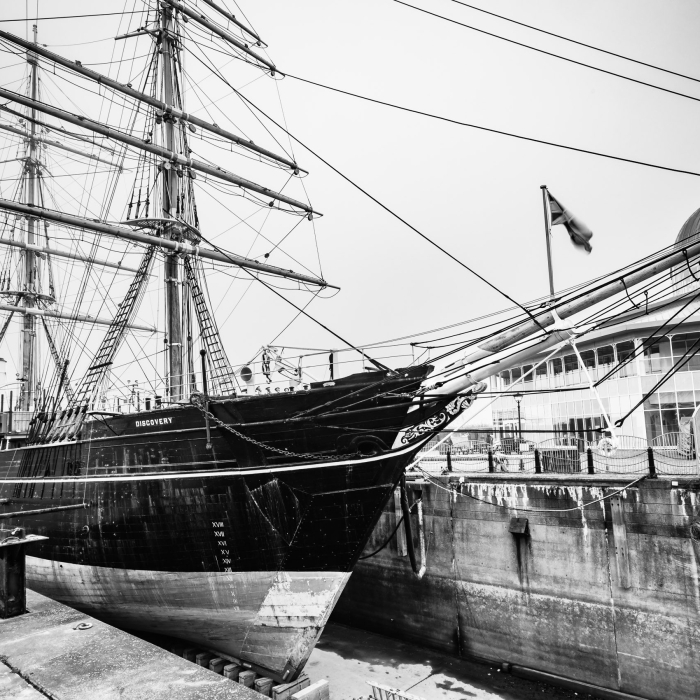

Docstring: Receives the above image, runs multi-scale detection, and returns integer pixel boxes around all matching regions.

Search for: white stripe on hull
[26,557,351,678]
[1,435,432,484]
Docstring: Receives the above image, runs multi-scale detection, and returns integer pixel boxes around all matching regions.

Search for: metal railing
[415,433,699,476]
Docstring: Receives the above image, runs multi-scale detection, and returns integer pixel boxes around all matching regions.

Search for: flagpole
[540,184,555,300]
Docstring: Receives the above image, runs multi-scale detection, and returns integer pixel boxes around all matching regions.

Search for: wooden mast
[20,24,40,411]
[161,6,184,402]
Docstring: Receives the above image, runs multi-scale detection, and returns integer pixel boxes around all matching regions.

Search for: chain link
[191,395,345,461]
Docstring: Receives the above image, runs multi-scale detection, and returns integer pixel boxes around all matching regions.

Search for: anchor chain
[190,393,345,461]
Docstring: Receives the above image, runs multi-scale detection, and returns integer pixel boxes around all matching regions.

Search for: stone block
[209,657,226,675]
[223,663,243,681]
[238,669,256,687]
[255,677,274,696]
[196,652,214,668]
[182,647,199,663]
[272,675,310,700]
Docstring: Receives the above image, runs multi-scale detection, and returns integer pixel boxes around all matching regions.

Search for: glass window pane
[499,370,510,387]
[677,390,694,409]
[536,363,548,377]
[644,393,661,410]
[522,365,533,383]
[580,350,596,369]
[616,340,636,377]
[564,354,579,372]
[644,410,662,442]
[551,358,562,375]
[617,341,635,361]
[658,392,676,409]
[644,337,672,374]
[660,409,679,434]
[597,345,614,367]
[511,367,522,382]
[672,333,700,358]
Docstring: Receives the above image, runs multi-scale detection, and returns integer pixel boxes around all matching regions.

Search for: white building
[483,207,700,447]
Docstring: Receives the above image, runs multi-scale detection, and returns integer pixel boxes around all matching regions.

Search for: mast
[20,24,40,411]
[161,6,184,402]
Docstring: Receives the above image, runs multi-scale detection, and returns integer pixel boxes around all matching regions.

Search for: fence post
[534,448,541,474]
[647,446,657,479]
[488,450,494,473]
[587,448,594,475]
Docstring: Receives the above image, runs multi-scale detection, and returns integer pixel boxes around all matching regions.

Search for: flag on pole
[545,190,593,253]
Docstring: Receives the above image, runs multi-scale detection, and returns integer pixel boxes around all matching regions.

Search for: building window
[616,340,636,377]
[564,354,579,372]
[579,350,596,369]
[522,364,533,384]
[499,370,510,389]
[671,333,700,372]
[511,366,522,384]
[597,345,615,371]
[644,337,672,374]
[550,357,563,387]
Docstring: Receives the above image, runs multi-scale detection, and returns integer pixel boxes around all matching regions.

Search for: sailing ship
[1,1,699,685]
[0,3,484,683]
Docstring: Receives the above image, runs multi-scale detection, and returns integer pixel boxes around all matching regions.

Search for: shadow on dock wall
[332,477,700,700]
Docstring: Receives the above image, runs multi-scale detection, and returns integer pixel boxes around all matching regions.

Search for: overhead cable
[447,0,700,86]
[286,74,700,178]
[394,1,700,107]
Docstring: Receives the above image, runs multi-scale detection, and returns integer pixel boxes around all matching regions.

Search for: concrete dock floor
[0,590,260,700]
[308,622,602,700]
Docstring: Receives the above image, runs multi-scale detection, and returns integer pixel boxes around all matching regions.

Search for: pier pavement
[0,589,260,699]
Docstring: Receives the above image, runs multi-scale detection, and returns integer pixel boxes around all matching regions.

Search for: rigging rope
[186,52,545,329]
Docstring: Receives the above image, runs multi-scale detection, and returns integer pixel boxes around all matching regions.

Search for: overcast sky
[1,0,700,388]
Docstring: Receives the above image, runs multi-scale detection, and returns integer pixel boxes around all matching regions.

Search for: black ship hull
[0,368,473,681]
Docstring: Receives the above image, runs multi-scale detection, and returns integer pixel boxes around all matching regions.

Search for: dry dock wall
[332,475,700,700]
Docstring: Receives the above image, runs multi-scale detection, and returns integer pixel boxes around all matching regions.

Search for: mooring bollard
[534,449,541,474]
[647,446,657,478]
[0,527,48,619]
[587,448,595,475]
[488,449,495,473]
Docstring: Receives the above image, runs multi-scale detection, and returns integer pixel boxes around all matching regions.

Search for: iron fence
[415,433,699,476]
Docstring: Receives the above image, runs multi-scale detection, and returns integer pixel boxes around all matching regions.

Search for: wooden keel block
[209,657,226,675]
[182,648,199,663]
[272,675,310,699]
[195,651,213,667]
[291,679,329,700]
[255,677,274,696]
[223,663,243,680]
[238,669,256,687]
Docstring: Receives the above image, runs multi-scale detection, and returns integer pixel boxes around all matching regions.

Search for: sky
[0,0,700,394]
